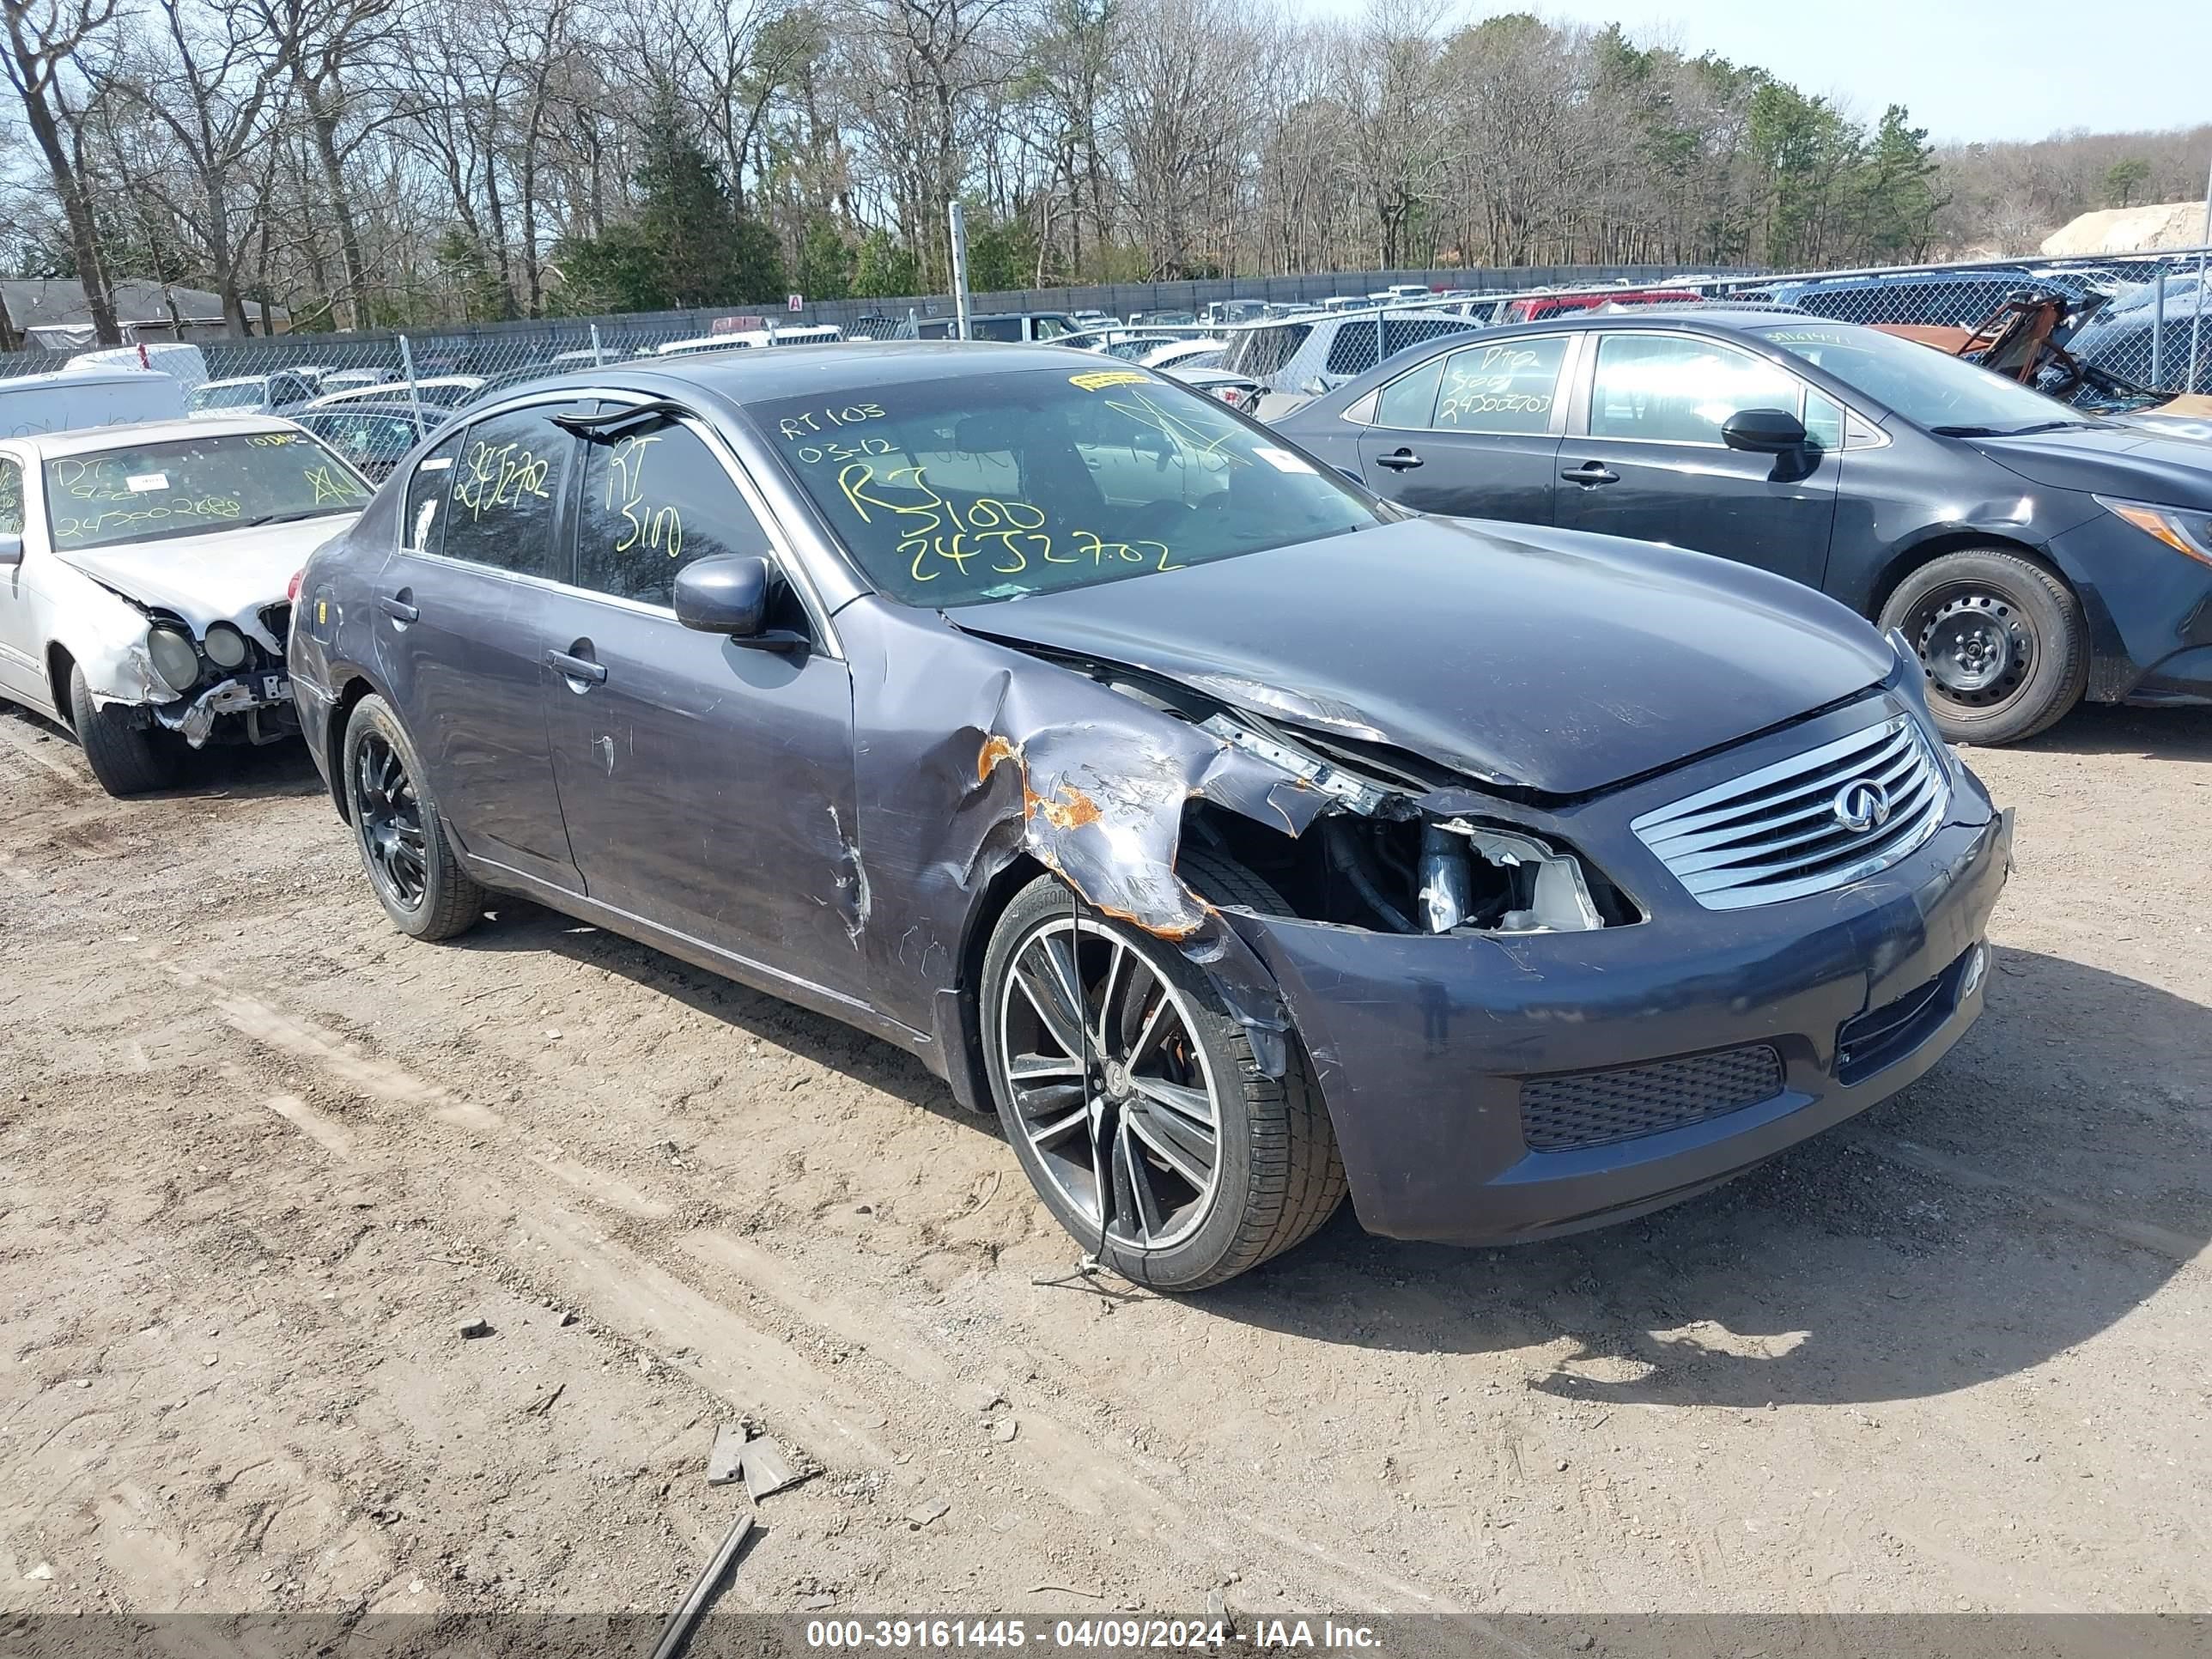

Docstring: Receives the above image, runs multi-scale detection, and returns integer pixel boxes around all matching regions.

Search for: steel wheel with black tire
[980,856,1346,1291]
[67,662,180,797]
[343,693,485,940]
[1879,549,2087,744]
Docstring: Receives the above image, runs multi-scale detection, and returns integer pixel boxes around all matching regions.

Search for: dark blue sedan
[290,344,2009,1289]
[1276,310,2212,744]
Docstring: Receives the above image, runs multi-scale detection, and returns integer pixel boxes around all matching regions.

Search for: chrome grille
[1631,711,1948,910]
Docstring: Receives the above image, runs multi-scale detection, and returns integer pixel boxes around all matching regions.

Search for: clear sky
[1291,0,2212,148]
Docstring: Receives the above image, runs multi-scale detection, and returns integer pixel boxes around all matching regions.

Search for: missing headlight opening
[1182,798,1633,935]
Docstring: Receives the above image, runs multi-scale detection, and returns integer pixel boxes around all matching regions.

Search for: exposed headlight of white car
[204,622,250,670]
[146,625,202,693]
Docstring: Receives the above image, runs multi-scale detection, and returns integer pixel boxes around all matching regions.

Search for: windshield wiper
[1932,419,2093,438]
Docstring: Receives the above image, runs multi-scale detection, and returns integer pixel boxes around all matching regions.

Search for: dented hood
[961,516,1891,797]
[56,515,358,648]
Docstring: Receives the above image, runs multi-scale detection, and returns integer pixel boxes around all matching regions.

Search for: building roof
[0,279,291,330]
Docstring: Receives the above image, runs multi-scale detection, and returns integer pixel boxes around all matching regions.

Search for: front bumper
[152,672,298,747]
[2045,514,2212,704]
[1229,767,2012,1248]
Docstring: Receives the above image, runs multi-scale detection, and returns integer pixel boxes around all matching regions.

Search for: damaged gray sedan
[291,345,2013,1290]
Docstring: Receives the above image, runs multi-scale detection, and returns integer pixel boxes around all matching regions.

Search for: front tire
[981,868,1344,1291]
[343,693,483,940]
[68,663,180,797]
[1879,550,2087,744]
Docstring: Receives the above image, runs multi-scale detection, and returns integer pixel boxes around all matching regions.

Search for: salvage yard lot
[0,702,2206,1616]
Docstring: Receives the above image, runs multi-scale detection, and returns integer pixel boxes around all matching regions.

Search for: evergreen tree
[1858,106,1945,260]
[852,230,921,299]
[793,214,855,300]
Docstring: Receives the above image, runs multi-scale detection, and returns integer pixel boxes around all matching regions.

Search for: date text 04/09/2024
[801,1619,1382,1650]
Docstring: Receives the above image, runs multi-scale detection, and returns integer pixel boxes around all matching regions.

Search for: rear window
[1221,323,1312,377]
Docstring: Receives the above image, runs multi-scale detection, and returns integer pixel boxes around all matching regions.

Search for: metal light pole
[2189,148,2212,393]
[948,200,973,342]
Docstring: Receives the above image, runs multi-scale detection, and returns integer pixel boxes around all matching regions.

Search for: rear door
[542,410,863,998]
[1552,330,1838,589]
[1355,333,1573,526]
[373,403,584,891]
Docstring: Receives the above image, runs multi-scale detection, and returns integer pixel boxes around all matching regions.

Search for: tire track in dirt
[161,950,1460,1612]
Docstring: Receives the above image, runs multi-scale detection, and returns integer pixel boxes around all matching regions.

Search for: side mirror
[672,555,807,653]
[0,533,21,568]
[1722,407,1809,453]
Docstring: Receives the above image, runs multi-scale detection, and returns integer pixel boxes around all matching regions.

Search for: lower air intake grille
[1521,1044,1786,1152]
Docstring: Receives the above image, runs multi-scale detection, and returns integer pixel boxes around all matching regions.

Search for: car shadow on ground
[1202,943,2210,1407]
[455,900,2209,1411]
[0,702,326,800]
[2014,701,2212,763]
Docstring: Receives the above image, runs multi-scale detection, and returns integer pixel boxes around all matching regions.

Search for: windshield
[44,430,370,551]
[752,368,1384,607]
[1756,322,2087,434]
[190,381,265,412]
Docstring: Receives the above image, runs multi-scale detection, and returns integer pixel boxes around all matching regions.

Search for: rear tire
[342,693,484,940]
[1879,550,2086,744]
[981,862,1344,1291]
[67,663,180,797]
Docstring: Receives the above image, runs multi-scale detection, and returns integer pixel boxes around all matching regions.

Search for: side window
[0,458,22,536]
[1588,335,1802,445]
[969,317,1023,343]
[1804,390,1845,450]
[1433,335,1570,434]
[441,408,573,577]
[402,434,459,556]
[1375,356,1444,428]
[575,420,772,608]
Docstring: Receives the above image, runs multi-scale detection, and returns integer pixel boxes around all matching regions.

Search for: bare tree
[2,0,121,341]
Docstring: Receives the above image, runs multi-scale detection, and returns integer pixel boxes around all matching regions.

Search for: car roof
[294,402,427,419]
[476,340,1109,408]
[12,415,305,457]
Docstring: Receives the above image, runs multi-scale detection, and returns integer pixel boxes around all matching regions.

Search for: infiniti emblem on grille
[1832,779,1893,834]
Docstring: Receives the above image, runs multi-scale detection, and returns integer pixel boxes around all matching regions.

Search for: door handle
[1559,462,1620,486]
[377,592,419,623]
[1373,449,1424,471]
[546,648,607,685]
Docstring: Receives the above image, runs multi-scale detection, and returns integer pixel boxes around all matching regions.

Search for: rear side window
[575,419,772,607]
[1326,323,1382,377]
[1375,356,1445,428]
[402,435,459,555]
[439,408,573,577]
[1588,335,1802,445]
[1433,336,1570,434]
[969,317,1024,343]
[0,458,21,536]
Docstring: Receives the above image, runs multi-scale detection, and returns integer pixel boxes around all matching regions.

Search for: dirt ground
[0,696,2206,1623]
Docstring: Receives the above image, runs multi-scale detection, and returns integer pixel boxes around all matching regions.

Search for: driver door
[543,411,863,1000]
[0,455,44,706]
[1553,331,1840,590]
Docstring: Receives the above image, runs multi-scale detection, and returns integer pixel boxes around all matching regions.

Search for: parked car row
[10,310,2202,1297]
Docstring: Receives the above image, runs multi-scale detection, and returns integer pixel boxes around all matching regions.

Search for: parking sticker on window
[1252,447,1316,475]
[126,473,169,493]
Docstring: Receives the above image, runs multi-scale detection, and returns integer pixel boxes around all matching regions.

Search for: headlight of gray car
[2097,496,2212,568]
[203,621,250,670]
[145,625,202,693]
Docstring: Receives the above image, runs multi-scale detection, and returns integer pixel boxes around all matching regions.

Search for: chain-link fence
[4,247,2206,424]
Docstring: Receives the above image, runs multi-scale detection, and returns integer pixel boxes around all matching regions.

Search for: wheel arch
[45,642,76,726]
[1868,530,2069,623]
[933,851,1050,1113]
[323,669,386,822]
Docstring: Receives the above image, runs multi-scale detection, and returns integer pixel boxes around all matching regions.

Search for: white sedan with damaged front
[0,416,373,795]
